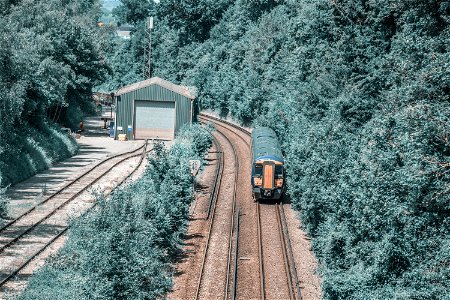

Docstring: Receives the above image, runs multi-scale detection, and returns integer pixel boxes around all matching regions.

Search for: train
[251,127,285,201]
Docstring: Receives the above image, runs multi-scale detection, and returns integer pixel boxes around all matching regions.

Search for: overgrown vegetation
[0,0,108,187]
[19,124,212,300]
[104,0,450,298]
[0,186,7,221]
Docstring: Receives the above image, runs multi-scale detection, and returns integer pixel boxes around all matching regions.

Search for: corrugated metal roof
[115,77,195,99]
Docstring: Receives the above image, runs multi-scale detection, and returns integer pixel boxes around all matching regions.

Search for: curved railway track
[0,141,151,289]
[194,128,239,300]
[199,113,302,300]
[0,143,146,234]
[205,138,224,220]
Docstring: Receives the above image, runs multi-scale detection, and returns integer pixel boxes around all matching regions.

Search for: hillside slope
[0,0,108,189]
[104,0,450,298]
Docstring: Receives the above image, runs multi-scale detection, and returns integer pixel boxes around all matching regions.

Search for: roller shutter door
[134,100,175,140]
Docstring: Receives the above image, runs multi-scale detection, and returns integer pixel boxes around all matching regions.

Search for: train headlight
[254,177,262,186]
[275,179,283,187]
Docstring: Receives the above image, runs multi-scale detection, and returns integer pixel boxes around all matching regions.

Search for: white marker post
[189,160,201,176]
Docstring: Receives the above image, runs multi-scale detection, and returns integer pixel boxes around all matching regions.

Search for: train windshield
[275,165,283,179]
[255,164,263,177]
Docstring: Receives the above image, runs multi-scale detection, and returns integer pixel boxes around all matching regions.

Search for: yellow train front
[251,127,285,201]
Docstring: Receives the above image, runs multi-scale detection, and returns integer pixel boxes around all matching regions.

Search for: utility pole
[143,16,153,79]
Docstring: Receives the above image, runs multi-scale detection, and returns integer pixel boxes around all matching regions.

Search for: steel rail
[0,141,151,289]
[0,145,148,255]
[279,203,302,300]
[198,115,250,147]
[193,134,228,300]
[0,142,146,233]
[210,126,240,300]
[206,138,223,220]
[232,209,240,300]
[119,139,148,185]
[201,114,265,299]
[256,203,265,300]
[198,113,251,136]
[207,118,250,300]
[0,227,68,288]
[194,127,239,300]
[276,203,295,300]
[222,126,240,300]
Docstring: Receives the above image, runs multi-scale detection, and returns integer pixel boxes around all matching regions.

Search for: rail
[206,138,223,220]
[0,141,150,288]
[232,209,240,300]
[0,143,146,233]
[194,133,230,300]
[279,203,302,300]
[0,144,147,255]
[256,203,265,300]
[195,123,239,300]
[200,113,302,300]
[276,203,295,300]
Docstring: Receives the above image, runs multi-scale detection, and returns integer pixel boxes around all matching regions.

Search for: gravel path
[5,110,142,219]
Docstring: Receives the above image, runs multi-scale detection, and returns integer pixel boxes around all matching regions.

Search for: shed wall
[115,84,193,140]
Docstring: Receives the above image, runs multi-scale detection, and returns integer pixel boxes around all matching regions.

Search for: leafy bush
[0,0,107,187]
[0,123,78,187]
[0,185,7,220]
[101,0,450,298]
[19,123,212,300]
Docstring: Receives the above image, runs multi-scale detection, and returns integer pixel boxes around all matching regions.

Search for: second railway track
[194,128,239,299]
[0,141,151,290]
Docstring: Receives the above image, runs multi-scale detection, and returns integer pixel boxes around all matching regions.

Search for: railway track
[200,115,253,300]
[278,203,302,300]
[205,138,224,220]
[0,141,150,289]
[199,113,302,300]
[0,143,146,234]
[194,128,239,300]
[257,202,302,300]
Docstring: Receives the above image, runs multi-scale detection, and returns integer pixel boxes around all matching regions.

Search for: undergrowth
[18,123,212,300]
[0,123,78,187]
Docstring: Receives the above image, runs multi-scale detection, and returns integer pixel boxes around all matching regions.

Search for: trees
[0,0,108,186]
[101,0,450,297]
[113,0,156,25]
[156,0,232,43]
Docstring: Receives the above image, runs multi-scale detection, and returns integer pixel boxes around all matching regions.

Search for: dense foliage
[0,187,7,221]
[0,0,108,187]
[19,124,212,300]
[106,0,450,298]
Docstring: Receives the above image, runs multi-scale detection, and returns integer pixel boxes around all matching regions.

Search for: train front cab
[252,158,284,201]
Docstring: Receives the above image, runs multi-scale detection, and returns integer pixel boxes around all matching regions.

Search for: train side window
[255,164,263,177]
[275,166,283,178]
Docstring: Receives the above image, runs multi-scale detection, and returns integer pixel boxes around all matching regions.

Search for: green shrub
[0,185,7,220]
[19,124,212,300]
[0,123,78,187]
[98,0,450,298]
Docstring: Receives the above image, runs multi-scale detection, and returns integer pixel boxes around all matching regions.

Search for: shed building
[114,77,195,140]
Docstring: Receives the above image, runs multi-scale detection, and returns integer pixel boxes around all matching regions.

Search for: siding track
[0,141,150,290]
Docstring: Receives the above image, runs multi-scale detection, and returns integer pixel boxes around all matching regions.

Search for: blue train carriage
[251,127,285,201]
